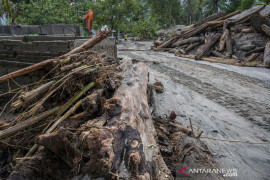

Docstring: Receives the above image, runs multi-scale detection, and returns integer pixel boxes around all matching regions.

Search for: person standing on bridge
[124,33,127,41]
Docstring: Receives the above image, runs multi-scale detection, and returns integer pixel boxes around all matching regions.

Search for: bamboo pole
[24,82,95,157]
[12,81,56,110]
[47,100,82,134]
[0,106,59,140]
[56,82,95,116]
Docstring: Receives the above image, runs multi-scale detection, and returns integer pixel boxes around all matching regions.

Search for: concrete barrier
[0,24,82,36]
[0,36,117,103]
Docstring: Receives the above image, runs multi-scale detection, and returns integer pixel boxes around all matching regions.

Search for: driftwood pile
[154,5,270,68]
[0,31,224,179]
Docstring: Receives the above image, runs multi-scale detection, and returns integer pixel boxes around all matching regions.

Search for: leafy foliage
[241,0,254,10]
[1,0,269,38]
[131,17,160,38]
[226,0,242,13]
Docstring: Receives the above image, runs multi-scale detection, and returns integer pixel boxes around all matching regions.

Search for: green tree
[147,0,182,28]
[261,0,270,4]
[226,0,241,13]
[241,0,254,10]
[131,16,160,38]
[203,0,227,16]
[89,0,142,31]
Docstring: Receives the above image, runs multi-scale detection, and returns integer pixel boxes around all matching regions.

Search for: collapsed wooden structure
[154,5,270,68]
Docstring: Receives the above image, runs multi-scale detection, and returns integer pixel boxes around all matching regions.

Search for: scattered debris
[151,78,164,93]
[153,112,223,179]
[154,5,270,68]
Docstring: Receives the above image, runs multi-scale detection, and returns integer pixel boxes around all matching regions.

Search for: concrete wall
[0,37,117,64]
[0,35,87,41]
[0,36,117,104]
[0,24,83,36]
[0,40,74,63]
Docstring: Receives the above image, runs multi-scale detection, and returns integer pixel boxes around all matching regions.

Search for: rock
[264,41,270,68]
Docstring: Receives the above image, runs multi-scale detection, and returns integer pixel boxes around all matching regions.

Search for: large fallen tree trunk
[0,30,109,85]
[182,20,223,39]
[231,5,266,24]
[158,36,179,49]
[85,59,172,179]
[216,10,242,21]
[12,60,172,180]
[172,37,204,47]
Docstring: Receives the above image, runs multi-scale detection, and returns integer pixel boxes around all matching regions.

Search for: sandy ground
[118,41,270,180]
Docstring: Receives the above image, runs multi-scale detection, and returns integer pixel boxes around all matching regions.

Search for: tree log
[194,10,226,27]
[246,53,260,62]
[79,60,172,179]
[154,40,163,48]
[63,30,110,57]
[219,29,229,51]
[195,33,221,60]
[230,24,252,32]
[262,24,270,36]
[182,20,223,39]
[157,36,179,49]
[225,30,233,57]
[264,41,270,68]
[172,37,204,47]
[11,81,56,109]
[250,13,270,34]
[185,41,203,52]
[153,47,173,52]
[237,45,256,52]
[211,50,227,58]
[246,47,265,56]
[0,30,109,85]
[0,107,59,140]
[36,130,79,168]
[216,10,242,21]
[231,5,266,24]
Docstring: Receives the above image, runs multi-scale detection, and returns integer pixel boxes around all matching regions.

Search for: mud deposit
[119,41,270,180]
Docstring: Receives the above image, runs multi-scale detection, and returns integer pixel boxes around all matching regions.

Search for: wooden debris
[172,37,204,47]
[246,53,260,62]
[157,36,179,49]
[262,24,270,36]
[0,107,59,140]
[154,5,270,68]
[195,33,221,60]
[264,41,270,67]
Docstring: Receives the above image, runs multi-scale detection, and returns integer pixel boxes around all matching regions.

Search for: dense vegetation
[0,0,269,38]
